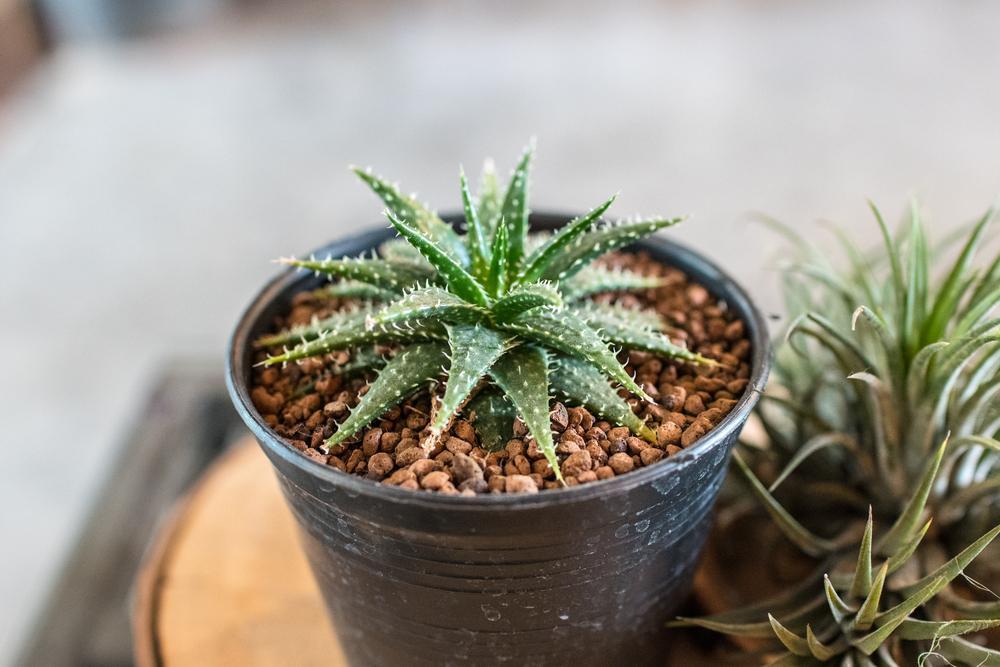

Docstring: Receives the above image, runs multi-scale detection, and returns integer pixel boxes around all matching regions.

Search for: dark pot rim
[225,211,771,510]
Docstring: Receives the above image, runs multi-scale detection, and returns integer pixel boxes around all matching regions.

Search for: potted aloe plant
[680,204,1000,665]
[226,143,770,665]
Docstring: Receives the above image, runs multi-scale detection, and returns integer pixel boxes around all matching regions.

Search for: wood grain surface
[134,441,346,667]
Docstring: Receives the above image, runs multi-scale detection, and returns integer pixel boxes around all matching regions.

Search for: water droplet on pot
[635,519,651,533]
[558,612,570,621]
[614,524,629,539]
[481,605,501,622]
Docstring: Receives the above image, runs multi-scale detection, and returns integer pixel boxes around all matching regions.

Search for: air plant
[680,487,1000,665]
[677,203,1000,664]
[256,143,711,481]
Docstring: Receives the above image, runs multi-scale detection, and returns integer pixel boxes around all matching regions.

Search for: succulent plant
[257,143,711,481]
[680,203,1000,663]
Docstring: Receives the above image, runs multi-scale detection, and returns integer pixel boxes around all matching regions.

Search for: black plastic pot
[226,212,770,666]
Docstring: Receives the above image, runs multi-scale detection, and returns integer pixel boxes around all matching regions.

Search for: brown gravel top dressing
[250,251,751,495]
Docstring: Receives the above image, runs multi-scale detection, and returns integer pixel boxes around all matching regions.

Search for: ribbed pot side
[227,212,770,667]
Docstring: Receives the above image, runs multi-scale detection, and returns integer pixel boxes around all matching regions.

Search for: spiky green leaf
[488,345,560,481]
[885,519,931,574]
[476,159,502,239]
[921,206,994,345]
[366,285,486,329]
[386,212,490,307]
[492,282,563,322]
[517,194,616,284]
[261,319,444,366]
[317,280,396,302]
[500,141,534,268]
[549,353,656,442]
[378,237,430,267]
[562,266,665,301]
[325,343,448,447]
[502,309,653,402]
[541,217,684,282]
[255,307,372,348]
[898,523,1000,597]
[278,256,428,291]
[429,325,510,438]
[572,301,664,332]
[824,575,855,623]
[487,217,509,297]
[769,433,860,493]
[936,636,1000,666]
[897,618,1000,641]
[805,625,841,661]
[459,167,490,280]
[768,615,810,656]
[353,167,468,265]
[573,303,714,366]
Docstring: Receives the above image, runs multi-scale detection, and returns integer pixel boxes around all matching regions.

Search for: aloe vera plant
[257,144,711,481]
[682,204,1000,663]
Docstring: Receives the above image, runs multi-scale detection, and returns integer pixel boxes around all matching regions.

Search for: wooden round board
[133,440,346,666]
[133,438,731,666]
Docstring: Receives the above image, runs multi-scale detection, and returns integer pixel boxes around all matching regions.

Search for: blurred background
[2,0,1000,664]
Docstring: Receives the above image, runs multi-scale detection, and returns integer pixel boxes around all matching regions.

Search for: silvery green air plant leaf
[704,201,1000,661]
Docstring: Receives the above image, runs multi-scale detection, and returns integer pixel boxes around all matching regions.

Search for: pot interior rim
[225,211,772,509]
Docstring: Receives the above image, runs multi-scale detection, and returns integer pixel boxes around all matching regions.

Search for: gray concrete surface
[3,0,1000,662]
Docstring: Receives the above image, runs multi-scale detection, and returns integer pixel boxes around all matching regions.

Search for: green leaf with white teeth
[460,167,491,281]
[261,319,445,366]
[489,345,560,481]
[379,237,431,269]
[317,280,396,302]
[492,282,562,322]
[476,159,502,240]
[500,141,534,269]
[255,306,373,348]
[577,304,713,366]
[487,216,510,297]
[502,309,652,402]
[572,301,664,331]
[278,256,430,291]
[353,167,468,265]
[562,266,665,301]
[549,353,655,442]
[518,194,616,284]
[541,217,684,282]
[429,324,511,439]
[387,212,490,307]
[325,343,448,447]
[365,285,486,329]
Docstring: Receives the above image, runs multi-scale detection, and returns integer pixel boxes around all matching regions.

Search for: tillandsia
[680,203,1000,664]
[678,439,1000,665]
[256,142,714,482]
